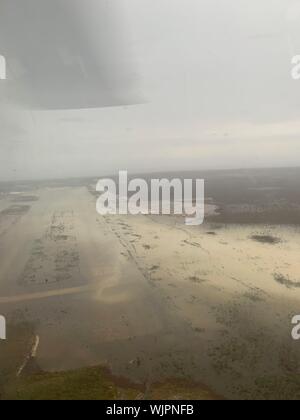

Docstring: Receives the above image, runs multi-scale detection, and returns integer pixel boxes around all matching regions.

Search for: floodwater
[1,170,300,399]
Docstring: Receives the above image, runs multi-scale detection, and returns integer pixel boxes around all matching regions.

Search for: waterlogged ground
[0,174,300,399]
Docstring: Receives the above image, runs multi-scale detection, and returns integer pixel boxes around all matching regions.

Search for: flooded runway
[1,173,300,399]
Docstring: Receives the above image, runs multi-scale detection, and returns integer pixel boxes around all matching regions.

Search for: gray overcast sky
[1,0,300,181]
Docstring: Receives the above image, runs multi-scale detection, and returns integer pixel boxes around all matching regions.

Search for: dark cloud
[0,0,300,180]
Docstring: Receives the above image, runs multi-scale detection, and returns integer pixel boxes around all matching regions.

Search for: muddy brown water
[0,171,300,399]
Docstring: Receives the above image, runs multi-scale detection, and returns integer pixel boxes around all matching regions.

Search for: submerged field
[1,168,300,400]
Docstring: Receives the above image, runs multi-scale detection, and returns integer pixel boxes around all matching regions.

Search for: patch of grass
[0,322,34,396]
[251,235,281,245]
[243,291,264,303]
[1,368,222,401]
[189,276,206,285]
[273,273,300,289]
[148,379,221,400]
[0,325,221,400]
[2,367,142,401]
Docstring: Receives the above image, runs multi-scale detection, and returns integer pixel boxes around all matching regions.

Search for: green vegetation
[2,367,141,400]
[2,368,221,400]
[0,322,220,400]
[0,322,35,397]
